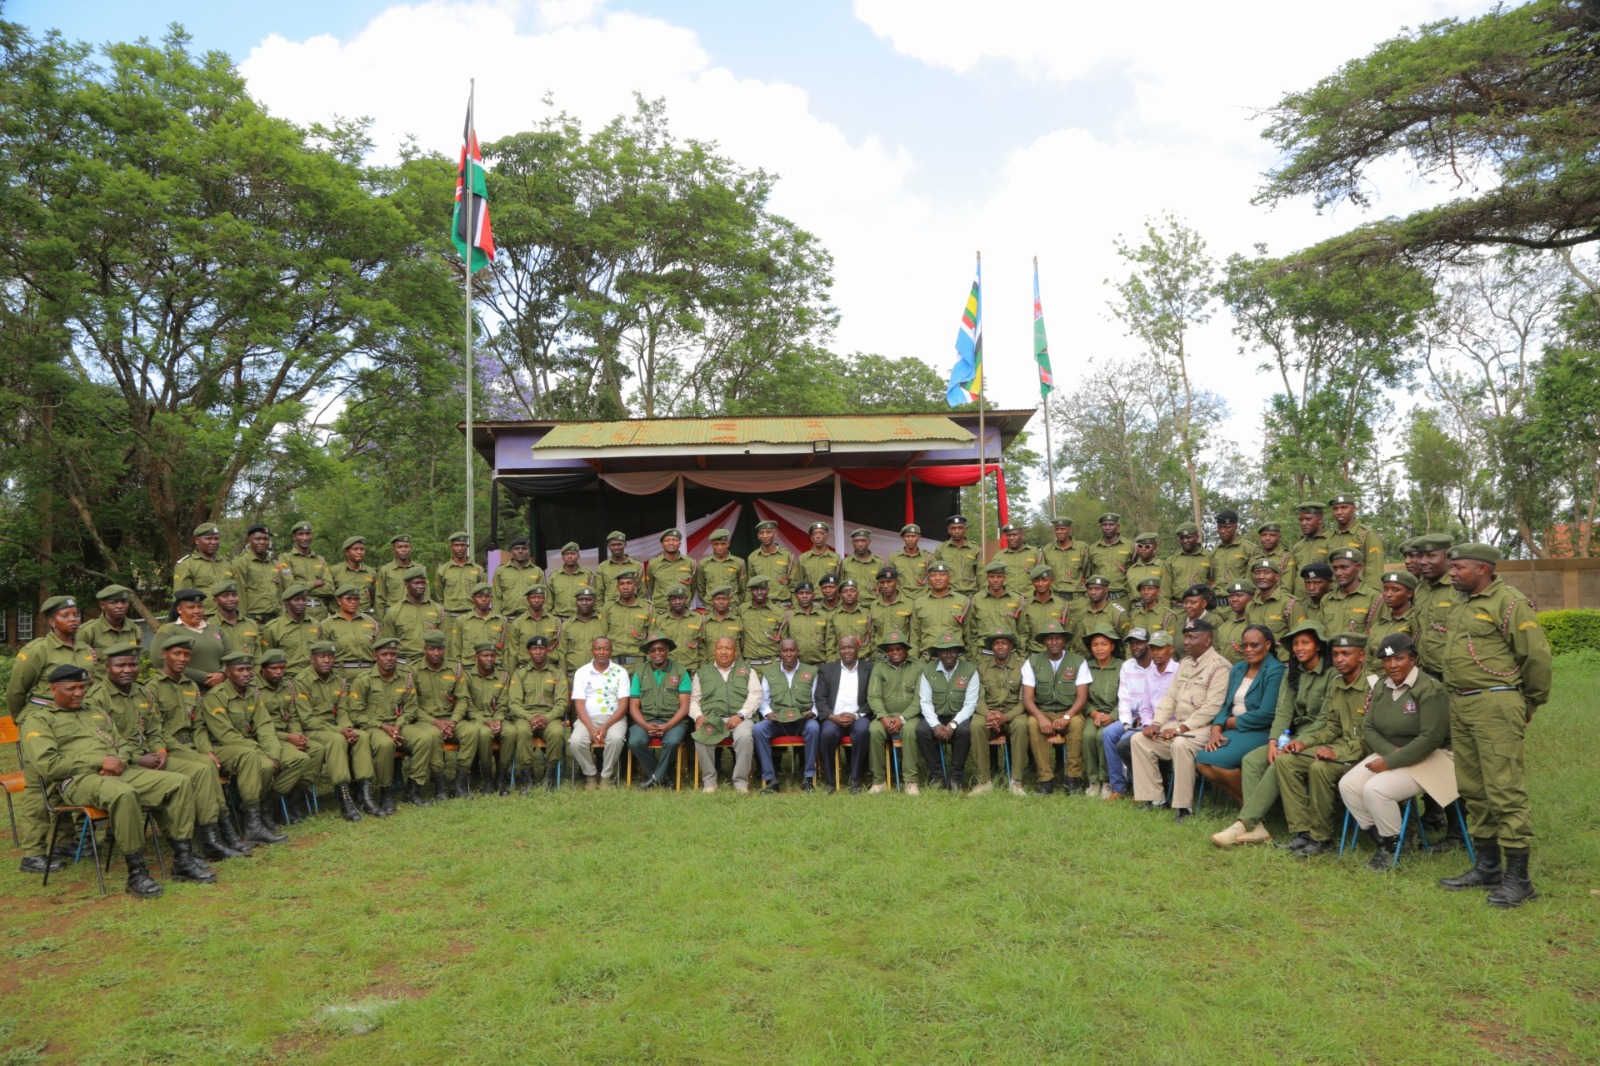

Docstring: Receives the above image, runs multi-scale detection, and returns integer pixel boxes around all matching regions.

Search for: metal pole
[464,79,476,561]
[977,250,988,560]
[1042,389,1057,518]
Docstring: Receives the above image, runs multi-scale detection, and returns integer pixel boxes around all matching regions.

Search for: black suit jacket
[814,659,874,718]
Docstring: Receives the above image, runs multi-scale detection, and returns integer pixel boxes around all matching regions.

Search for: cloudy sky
[22,0,1494,444]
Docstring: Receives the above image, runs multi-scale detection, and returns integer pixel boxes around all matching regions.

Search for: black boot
[479,772,496,797]
[171,840,217,883]
[543,766,559,792]
[241,805,287,845]
[381,782,400,816]
[19,855,66,874]
[405,779,432,806]
[432,773,453,801]
[1440,839,1502,890]
[497,769,511,797]
[1487,848,1538,908]
[216,816,256,856]
[1064,776,1086,795]
[337,784,362,823]
[198,822,246,860]
[1366,835,1398,872]
[261,801,286,834]
[124,853,163,898]
[454,767,472,799]
[282,787,310,825]
[357,779,385,817]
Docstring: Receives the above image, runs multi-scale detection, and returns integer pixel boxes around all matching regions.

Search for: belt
[747,657,774,666]
[1455,686,1519,697]
[341,661,374,669]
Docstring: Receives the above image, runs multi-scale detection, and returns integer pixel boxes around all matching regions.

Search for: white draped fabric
[543,501,743,571]
[599,469,835,496]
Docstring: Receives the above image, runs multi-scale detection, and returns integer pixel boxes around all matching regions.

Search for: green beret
[1381,570,1418,589]
[982,561,1009,574]
[1134,532,1157,544]
[472,642,497,654]
[280,583,310,600]
[606,530,627,543]
[575,586,597,598]
[1225,582,1253,594]
[1027,564,1054,580]
[1174,522,1199,535]
[1415,533,1455,552]
[612,570,639,582]
[660,528,683,540]
[708,528,731,541]
[561,542,581,553]
[926,630,965,651]
[1285,620,1328,643]
[1256,522,1282,534]
[1295,501,1325,513]
[334,584,361,599]
[341,536,365,551]
[850,528,872,539]
[1136,576,1161,589]
[747,576,770,588]
[389,534,411,545]
[1328,548,1365,564]
[999,523,1021,534]
[471,582,493,595]
[981,628,1017,648]
[101,642,140,660]
[290,521,313,534]
[449,531,469,542]
[1147,630,1175,648]
[927,562,951,574]
[403,566,427,580]
[1249,557,1279,573]
[211,581,239,595]
[1449,542,1500,564]
[666,587,688,599]
[1328,632,1367,649]
[525,584,548,597]
[1327,494,1357,506]
[900,523,921,536]
[159,633,196,650]
[1050,516,1073,527]
[256,649,287,666]
[219,651,254,666]
[192,523,220,537]
[709,585,734,598]
[1098,512,1121,523]
[1398,537,1419,554]
[808,522,830,534]
[95,584,133,601]
[309,641,336,655]
[1085,575,1110,587]
[422,633,447,647]
[754,520,778,531]
[875,628,912,649]
[371,637,401,651]
[838,579,858,589]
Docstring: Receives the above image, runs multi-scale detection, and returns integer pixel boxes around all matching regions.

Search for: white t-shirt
[572,662,630,726]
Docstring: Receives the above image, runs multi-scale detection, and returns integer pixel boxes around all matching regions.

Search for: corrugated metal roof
[534,414,973,450]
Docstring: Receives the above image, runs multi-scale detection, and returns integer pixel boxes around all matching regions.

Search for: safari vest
[760,663,816,723]
[637,661,689,721]
[1026,651,1084,713]
[1086,661,1122,714]
[920,660,976,719]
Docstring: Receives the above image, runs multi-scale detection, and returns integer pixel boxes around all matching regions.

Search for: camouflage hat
[708,528,731,541]
[926,630,965,651]
[1414,533,1454,552]
[525,635,550,649]
[1377,633,1417,658]
[290,521,313,534]
[1225,582,1253,595]
[606,530,627,543]
[1249,557,1279,573]
[1126,626,1151,643]
[1034,618,1069,637]
[746,576,771,589]
[875,628,913,650]
[1148,630,1175,648]
[526,584,548,597]
[449,531,469,543]
[900,523,921,535]
[1183,616,1216,633]
[1328,493,1358,506]
[334,584,361,599]
[1328,632,1367,649]
[1328,548,1365,565]
[1256,522,1282,534]
[927,562,951,574]
[471,642,497,654]
[403,566,428,581]
[808,522,831,534]
[1081,622,1121,651]
[341,536,365,551]
[1028,564,1054,580]
[981,627,1018,648]
[1296,501,1325,513]
[1380,570,1418,589]
[983,561,1009,574]
[95,584,133,601]
[372,637,402,651]
[642,630,677,652]
[281,583,311,601]
[754,520,778,531]
[660,528,684,540]
[1136,576,1161,590]
[560,541,581,553]
[1174,521,1200,536]
[159,633,196,650]
[389,534,411,544]
[1098,512,1121,524]
[1050,516,1073,527]
[874,567,899,581]
[172,589,206,604]
[1134,532,1158,544]
[47,664,90,684]
[1085,575,1110,587]
[1449,542,1500,564]
[211,581,239,595]
[471,582,493,596]
[256,649,287,666]
[219,651,254,666]
[192,523,220,538]
[423,632,447,647]
[308,641,336,655]
[101,642,140,661]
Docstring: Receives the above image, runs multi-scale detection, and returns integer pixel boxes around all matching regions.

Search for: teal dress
[1194,655,1285,771]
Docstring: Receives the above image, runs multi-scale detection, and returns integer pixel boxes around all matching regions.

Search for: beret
[945,514,968,525]
[1380,570,1418,589]
[509,537,530,548]
[561,542,581,553]
[48,664,90,683]
[606,530,627,542]
[1300,562,1334,580]
[372,637,401,650]
[983,561,1009,574]
[1328,632,1367,649]
[927,562,951,573]
[850,528,872,539]
[219,651,254,665]
[1414,533,1454,552]
[290,521,313,534]
[1296,501,1325,513]
[1136,576,1161,589]
[1135,532,1158,544]
[403,566,427,580]
[660,528,683,539]
[448,531,469,542]
[255,649,286,666]
[1098,512,1121,523]
[1226,582,1253,594]
[423,633,447,647]
[1256,522,1282,534]
[1328,494,1357,506]
[1180,584,1213,600]
[1050,516,1073,526]
[471,582,493,595]
[1249,558,1279,573]
[747,576,770,588]
[211,581,239,595]
[1328,548,1365,564]
[472,642,497,654]
[808,522,830,533]
[1085,575,1110,587]
[575,587,597,597]
[192,523,220,537]
[526,584,547,596]
[389,534,411,544]
[1214,510,1239,523]
[95,585,133,601]
[666,586,689,598]
[40,595,78,614]
[1449,542,1500,564]
[1378,633,1417,658]
[1028,565,1053,580]
[1174,522,1200,536]
[160,633,196,650]
[334,584,361,599]
[308,641,336,654]
[709,528,731,541]
[173,589,206,603]
[280,583,311,600]
[874,567,899,581]
[793,580,814,592]
[341,536,365,551]
[101,643,140,660]
[754,520,778,531]
[818,574,839,585]
[245,524,269,537]
[525,635,550,648]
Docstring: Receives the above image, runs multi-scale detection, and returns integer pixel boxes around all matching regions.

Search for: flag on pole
[453,94,495,273]
[1032,261,1054,399]
[946,256,982,406]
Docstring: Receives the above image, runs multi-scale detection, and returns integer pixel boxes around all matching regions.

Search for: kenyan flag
[453,93,495,273]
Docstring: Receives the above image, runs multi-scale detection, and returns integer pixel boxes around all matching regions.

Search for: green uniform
[6,632,99,717]
[506,611,565,675]
[1127,603,1181,641]
[560,613,609,677]
[328,561,379,615]
[435,559,488,615]
[1290,595,1327,632]
[827,606,873,660]
[1070,601,1129,645]
[453,667,519,779]
[547,567,598,620]
[1441,577,1551,849]
[740,602,788,665]
[965,592,1021,655]
[1367,603,1419,650]
[142,671,231,824]
[196,681,307,804]
[449,610,510,665]
[375,560,428,618]
[912,592,970,658]
[1237,659,1333,828]
[1080,659,1122,787]
[259,614,322,673]
[346,667,436,788]
[213,614,261,659]
[293,666,367,784]
[839,554,886,603]
[630,661,692,784]
[887,547,934,598]
[1363,669,1450,773]
[1287,530,1334,598]
[380,599,450,659]
[993,544,1041,600]
[866,658,921,786]
[932,539,983,597]
[1209,536,1260,589]
[1018,595,1070,655]
[1160,550,1214,607]
[695,553,746,606]
[652,610,705,669]
[232,550,288,620]
[1261,546,1298,596]
[745,546,795,604]
[1213,612,1252,664]
[643,553,697,613]
[77,617,150,677]
[1277,670,1372,842]
[155,622,229,687]
[1321,586,1376,637]
[282,548,336,614]
[602,598,657,666]
[786,607,833,667]
[867,596,916,659]
[1126,560,1164,600]
[699,610,744,668]
[1414,578,1457,679]
[1024,649,1087,783]
[257,676,324,787]
[492,561,545,616]
[91,675,230,826]
[320,612,381,668]
[1040,539,1090,600]
[22,702,195,855]
[1085,538,1133,597]
[793,547,842,590]
[1329,522,1385,589]
[971,654,1027,784]
[508,662,569,779]
[1246,589,1297,650]
[171,551,237,611]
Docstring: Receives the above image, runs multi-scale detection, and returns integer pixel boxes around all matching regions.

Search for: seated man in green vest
[688,636,761,793]
[752,637,820,793]
[1023,619,1091,795]
[916,631,979,790]
[626,632,691,790]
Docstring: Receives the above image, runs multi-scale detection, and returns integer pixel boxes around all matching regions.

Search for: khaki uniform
[1040,539,1090,600]
[786,607,833,667]
[155,622,228,687]
[213,615,261,659]
[328,561,379,615]
[448,611,510,665]
[1085,538,1133,597]
[603,598,657,666]
[319,612,381,668]
[144,672,231,824]
[866,659,921,786]
[643,553,697,614]
[1414,579,1457,679]
[1277,670,1372,842]
[233,551,288,620]
[6,633,99,717]
[1126,604,1180,642]
[1070,600,1129,645]
[257,677,324,787]
[1287,530,1334,598]
[505,611,565,675]
[547,567,598,620]
[887,548,934,598]
[375,560,428,618]
[867,597,916,658]
[1367,603,1418,650]
[380,599,450,660]
[595,556,642,607]
[282,549,336,615]
[912,593,970,658]
[839,554,886,604]
[435,559,488,615]
[740,603,788,666]
[793,548,842,590]
[1160,550,1214,607]
[1209,536,1260,589]
[746,547,795,604]
[492,561,545,616]
[654,611,706,669]
[1213,612,1252,664]
[508,663,569,780]
[1321,586,1376,637]
[993,545,1041,600]
[453,668,520,780]
[559,614,609,679]
[827,606,873,660]
[346,667,436,788]
[695,553,747,606]
[932,540,983,597]
[89,677,226,830]
[1246,589,1297,649]
[1125,560,1163,600]
[1018,595,1070,655]
[293,666,368,784]
[1329,522,1385,589]
[77,617,149,678]
[196,682,308,805]
[171,552,237,612]
[1236,660,1333,828]
[259,614,322,673]
[971,654,1026,785]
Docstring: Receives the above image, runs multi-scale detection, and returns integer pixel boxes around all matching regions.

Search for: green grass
[6,658,1599,1065]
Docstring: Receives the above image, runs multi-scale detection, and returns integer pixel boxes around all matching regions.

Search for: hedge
[1538,609,1600,656]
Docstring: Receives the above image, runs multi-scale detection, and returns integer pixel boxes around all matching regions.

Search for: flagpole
[1037,256,1058,517]
[464,79,476,561]
[977,250,987,561]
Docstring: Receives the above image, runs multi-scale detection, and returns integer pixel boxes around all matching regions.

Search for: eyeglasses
[1240,641,1268,650]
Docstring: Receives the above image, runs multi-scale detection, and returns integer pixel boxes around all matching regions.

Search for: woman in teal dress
[1195,624,1285,803]
[1079,624,1123,798]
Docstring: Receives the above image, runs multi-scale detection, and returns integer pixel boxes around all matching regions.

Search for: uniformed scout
[1040,517,1089,604]
[156,588,229,689]
[506,585,564,675]
[596,531,639,606]
[1017,564,1070,655]
[828,580,873,658]
[492,537,544,616]
[209,582,261,659]
[1128,619,1229,816]
[1209,510,1259,588]
[233,524,286,623]
[839,529,885,602]
[1245,558,1296,650]
[6,594,98,722]
[794,521,842,590]
[254,649,319,823]
[1256,522,1297,597]
[260,584,322,672]
[601,571,656,671]
[281,521,335,616]
[966,562,1022,655]
[816,572,842,613]
[547,542,597,619]
[321,584,382,670]
[865,630,923,793]
[1322,548,1375,635]
[911,563,969,657]
[328,535,379,615]
[970,628,1028,795]
[787,582,833,667]
[1213,582,1255,664]
[915,631,979,791]
[626,633,693,790]
[746,520,795,604]
[1162,522,1215,606]
[561,588,608,680]
[453,642,517,796]
[890,524,934,598]
[375,534,427,617]
[993,523,1041,600]
[740,577,788,667]
[1412,532,1458,679]
[381,567,450,660]
[1288,503,1334,599]
[449,582,509,665]
[412,632,467,797]
[687,637,761,793]
[436,531,487,615]
[1293,562,1334,628]
[78,585,149,676]
[932,514,983,597]
[294,640,372,820]
[1022,618,1091,795]
[1086,513,1134,599]
[695,528,746,606]
[171,522,238,612]
[88,643,244,861]
[643,528,696,613]
[867,568,917,658]
[1275,632,1371,856]
[1072,576,1130,645]
[752,638,821,793]
[1327,494,1385,589]
[507,635,569,791]
[24,664,214,897]
[1126,576,1179,643]
[1368,570,1419,648]
[1125,535,1163,600]
[1437,543,1551,907]
[346,637,432,814]
[196,652,308,844]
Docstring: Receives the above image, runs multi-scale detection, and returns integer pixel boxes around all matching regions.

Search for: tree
[1106,214,1215,527]
[1257,1,1600,266]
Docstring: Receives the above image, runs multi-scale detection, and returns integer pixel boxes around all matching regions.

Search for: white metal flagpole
[464,80,476,559]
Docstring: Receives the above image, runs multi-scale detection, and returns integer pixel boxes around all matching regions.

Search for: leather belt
[1455,686,1519,696]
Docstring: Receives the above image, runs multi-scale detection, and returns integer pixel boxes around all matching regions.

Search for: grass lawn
[4,656,1598,1065]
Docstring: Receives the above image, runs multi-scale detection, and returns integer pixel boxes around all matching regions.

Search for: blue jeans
[753,717,820,782]
[1103,721,1135,794]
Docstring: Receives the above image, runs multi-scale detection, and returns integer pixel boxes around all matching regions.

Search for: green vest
[694,663,753,744]
[760,663,816,723]
[637,660,689,721]
[1026,650,1084,712]
[921,659,976,719]
[1086,661,1122,713]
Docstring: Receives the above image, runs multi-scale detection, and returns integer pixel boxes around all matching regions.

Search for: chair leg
[6,794,17,847]
[42,813,60,888]
[1392,799,1412,867]
[1454,800,1476,864]
[1195,775,1206,809]
[1338,808,1353,857]
[85,818,106,897]
[147,813,166,879]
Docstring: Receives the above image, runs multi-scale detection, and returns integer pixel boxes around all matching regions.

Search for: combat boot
[198,822,247,860]
[543,765,559,792]
[261,801,287,834]
[432,773,453,801]
[282,786,310,824]
[336,784,362,823]
[381,781,401,816]
[124,853,162,898]
[241,805,287,845]
[1366,835,1398,872]
[497,769,512,797]
[216,816,256,856]
[454,767,472,799]
[1440,840,1501,890]
[357,779,385,817]
[404,779,431,806]
[480,772,496,797]
[171,840,218,883]
[1487,849,1538,908]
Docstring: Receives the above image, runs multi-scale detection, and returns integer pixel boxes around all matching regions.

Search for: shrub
[1538,609,1600,656]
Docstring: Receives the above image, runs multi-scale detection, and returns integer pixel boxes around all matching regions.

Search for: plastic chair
[1,716,26,845]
